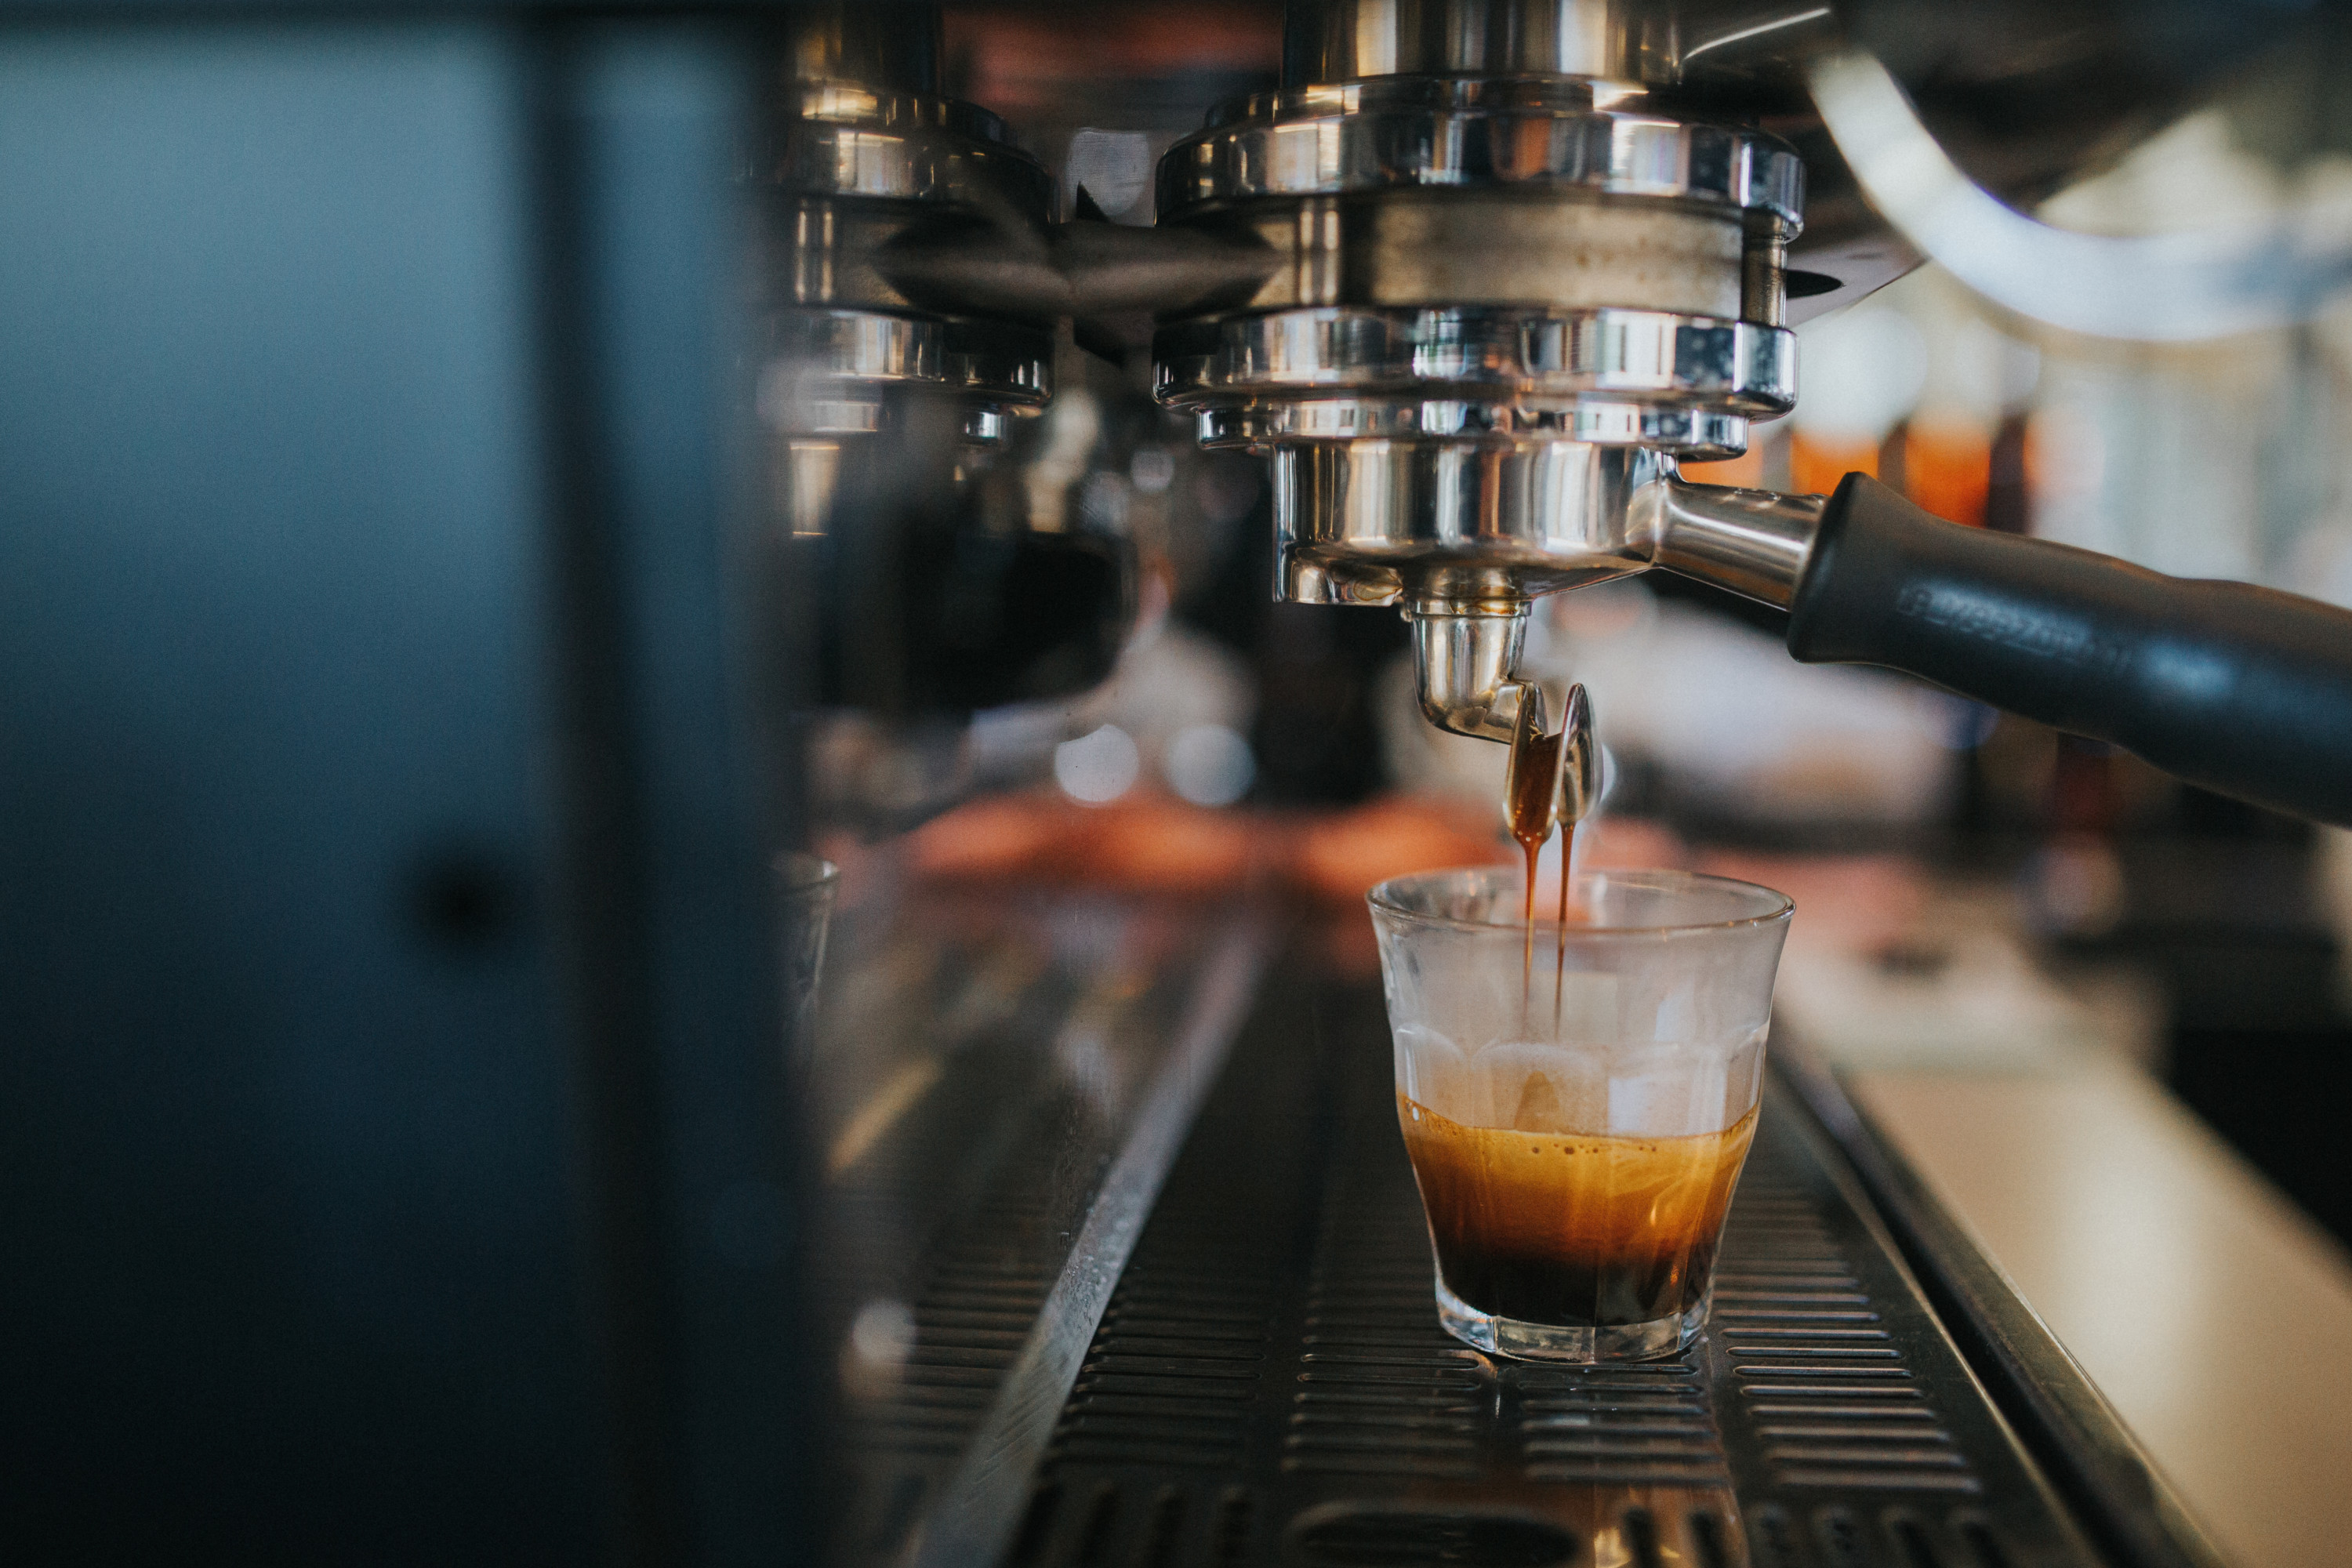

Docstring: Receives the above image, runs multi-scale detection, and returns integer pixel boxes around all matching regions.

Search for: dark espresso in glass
[1398,1093,1757,1327]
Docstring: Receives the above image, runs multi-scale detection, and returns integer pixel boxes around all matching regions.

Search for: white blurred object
[1577,604,1956,822]
[1812,53,2352,340]
[2031,354,2266,582]
[1777,929,2158,1074]
[1054,724,1141,804]
[1102,619,1252,746]
[2285,519,2352,612]
[1163,723,1254,806]
[1023,385,1102,532]
[849,1298,916,1367]
[1819,267,2032,468]
[1793,305,1928,445]
[1080,469,1131,532]
[2039,111,2288,238]
[969,589,1258,802]
[1944,315,2041,420]
[1128,446,1176,494]
[1102,617,1258,804]
[841,1296,918,1400]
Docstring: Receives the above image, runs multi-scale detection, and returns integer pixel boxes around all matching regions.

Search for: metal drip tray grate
[1004,976,2098,1568]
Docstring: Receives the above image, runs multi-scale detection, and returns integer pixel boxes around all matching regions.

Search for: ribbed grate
[1517,1359,1730,1486]
[862,1171,1064,1454]
[995,978,2087,1568]
[843,1097,1080,1559]
[1719,1163,1978,1498]
[1288,1195,1486,1481]
[1013,978,1316,1567]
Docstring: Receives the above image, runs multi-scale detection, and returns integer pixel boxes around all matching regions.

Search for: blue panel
[0,24,600,1559]
[559,28,807,1559]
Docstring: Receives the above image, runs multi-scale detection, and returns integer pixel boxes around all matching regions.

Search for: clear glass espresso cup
[1368,866,1795,1363]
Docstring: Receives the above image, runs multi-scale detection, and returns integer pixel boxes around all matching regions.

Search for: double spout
[1408,601,1541,745]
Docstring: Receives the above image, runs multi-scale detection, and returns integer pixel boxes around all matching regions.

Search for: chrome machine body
[1150,6,1808,739]
[755,11,1052,535]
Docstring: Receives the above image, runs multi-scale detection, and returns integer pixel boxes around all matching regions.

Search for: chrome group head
[750,10,1054,537]
[751,0,1830,745]
[1149,0,1806,738]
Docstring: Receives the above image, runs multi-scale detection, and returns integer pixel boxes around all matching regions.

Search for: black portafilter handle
[1784,474,2352,827]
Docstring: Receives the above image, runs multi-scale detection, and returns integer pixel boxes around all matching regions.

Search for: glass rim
[775,851,840,895]
[1367,864,1793,937]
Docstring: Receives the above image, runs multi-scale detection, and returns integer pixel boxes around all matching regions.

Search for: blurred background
[13,1,2352,1562]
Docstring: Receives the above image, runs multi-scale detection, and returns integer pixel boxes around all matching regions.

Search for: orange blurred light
[1788,434,1877,499]
[946,4,1282,120]
[1902,421,1992,527]
[1284,795,1505,909]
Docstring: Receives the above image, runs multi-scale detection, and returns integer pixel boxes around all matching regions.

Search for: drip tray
[1001,974,2100,1568]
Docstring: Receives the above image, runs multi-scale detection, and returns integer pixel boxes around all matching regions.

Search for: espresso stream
[1399,1094,1757,1326]
[1504,715,1571,1025]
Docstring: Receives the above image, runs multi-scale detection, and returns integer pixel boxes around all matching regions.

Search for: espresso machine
[784,1,2352,816]
[5,2,2350,1565]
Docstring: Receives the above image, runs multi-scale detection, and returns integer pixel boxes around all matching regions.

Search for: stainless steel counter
[1852,1062,2352,1567]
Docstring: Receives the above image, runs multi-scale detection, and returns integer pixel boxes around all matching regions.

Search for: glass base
[1435,1280,1703,1363]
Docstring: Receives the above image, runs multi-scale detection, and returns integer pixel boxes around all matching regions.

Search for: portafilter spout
[1409,601,1543,744]
[1394,476,1824,743]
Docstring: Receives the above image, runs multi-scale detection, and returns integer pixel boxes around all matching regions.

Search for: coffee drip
[1503,682,1597,1028]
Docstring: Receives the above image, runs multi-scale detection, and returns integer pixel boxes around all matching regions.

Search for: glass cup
[776,852,840,1067]
[1368,866,1794,1363]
